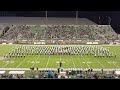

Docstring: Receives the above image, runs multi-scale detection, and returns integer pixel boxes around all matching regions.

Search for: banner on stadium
[87,42,98,45]
[34,42,45,44]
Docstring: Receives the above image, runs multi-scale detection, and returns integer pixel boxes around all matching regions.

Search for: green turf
[0,44,120,69]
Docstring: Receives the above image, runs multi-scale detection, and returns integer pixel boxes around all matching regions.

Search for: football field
[0,44,120,69]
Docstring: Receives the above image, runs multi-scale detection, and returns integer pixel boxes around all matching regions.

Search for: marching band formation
[4,45,116,59]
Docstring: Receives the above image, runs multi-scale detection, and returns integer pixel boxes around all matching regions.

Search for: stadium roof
[0,17,97,25]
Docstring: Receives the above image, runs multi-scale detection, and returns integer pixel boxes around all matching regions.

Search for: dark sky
[0,11,120,33]
[0,11,119,24]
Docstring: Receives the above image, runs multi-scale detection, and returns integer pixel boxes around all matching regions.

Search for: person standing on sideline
[60,61,62,68]
[58,68,60,73]
[37,67,38,70]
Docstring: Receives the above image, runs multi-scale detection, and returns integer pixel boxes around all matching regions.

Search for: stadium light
[108,16,111,25]
[76,11,78,25]
[99,16,101,25]
[46,11,48,25]
[76,11,78,38]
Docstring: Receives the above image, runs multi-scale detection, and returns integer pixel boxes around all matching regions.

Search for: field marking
[1,45,18,68]
[16,57,27,68]
[2,62,9,68]
[82,62,85,64]
[0,44,120,68]
[56,61,59,63]
[0,45,17,56]
[0,47,11,68]
[96,59,105,68]
[81,55,90,68]
[0,46,11,56]
[71,56,76,68]
[105,46,120,69]
[28,61,40,63]
[2,57,17,68]
[60,55,66,62]
[0,45,19,68]
[60,55,66,68]
[112,49,120,68]
[74,54,82,68]
[45,56,50,68]
[107,61,118,64]
[96,46,119,69]
[81,61,94,64]
[106,49,119,68]
[24,55,37,68]
[95,58,105,68]
[106,59,119,69]
[31,55,40,67]
[110,57,119,68]
[60,55,61,62]
[0,46,10,56]
[56,61,65,63]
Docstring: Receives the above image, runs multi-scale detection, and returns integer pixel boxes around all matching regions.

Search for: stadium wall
[0,40,106,45]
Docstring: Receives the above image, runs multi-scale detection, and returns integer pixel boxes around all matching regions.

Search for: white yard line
[105,58,119,69]
[0,47,8,56]
[0,45,17,56]
[24,55,36,68]
[60,55,61,62]
[95,58,105,68]
[3,58,18,68]
[97,46,119,69]
[2,62,9,68]
[61,55,66,68]
[75,55,82,68]
[98,57,119,69]
[0,46,13,56]
[1,45,18,68]
[45,56,50,68]
[113,62,119,68]
[71,56,76,68]
[109,47,120,68]
[81,55,90,68]
[59,55,65,62]
[31,55,40,67]
[1,45,17,57]
[102,46,119,68]
[104,57,119,69]
[16,57,27,68]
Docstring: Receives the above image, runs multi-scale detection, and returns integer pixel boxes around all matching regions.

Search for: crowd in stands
[0,25,117,41]
[2,25,34,40]
[0,74,25,79]
[0,69,120,79]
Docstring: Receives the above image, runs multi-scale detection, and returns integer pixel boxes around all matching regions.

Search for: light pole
[99,16,101,25]
[108,16,111,25]
[76,11,78,39]
[46,11,48,25]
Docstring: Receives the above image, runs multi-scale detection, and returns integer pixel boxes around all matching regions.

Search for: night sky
[0,11,120,33]
[0,11,119,24]
[0,11,120,24]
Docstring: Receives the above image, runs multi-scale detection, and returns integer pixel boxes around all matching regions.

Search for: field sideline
[0,44,120,70]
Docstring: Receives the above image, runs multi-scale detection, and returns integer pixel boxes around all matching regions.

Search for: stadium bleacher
[0,17,117,43]
[0,25,117,42]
